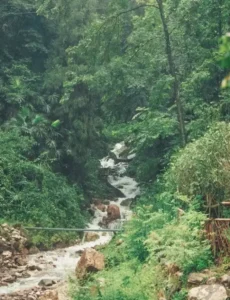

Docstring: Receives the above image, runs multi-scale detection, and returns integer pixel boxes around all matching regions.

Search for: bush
[172,289,188,300]
[166,122,230,204]
[125,207,170,261]
[0,129,85,229]
[146,210,212,274]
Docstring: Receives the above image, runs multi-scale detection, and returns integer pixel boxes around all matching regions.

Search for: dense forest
[2,0,230,299]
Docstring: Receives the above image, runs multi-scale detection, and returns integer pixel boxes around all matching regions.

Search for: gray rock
[206,277,217,285]
[221,274,230,287]
[22,272,31,278]
[29,246,40,255]
[76,249,84,255]
[188,284,227,300]
[38,279,56,287]
[2,275,16,283]
[188,273,206,285]
[27,263,38,271]
[120,199,132,206]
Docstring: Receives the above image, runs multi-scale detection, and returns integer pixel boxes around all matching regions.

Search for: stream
[0,142,140,296]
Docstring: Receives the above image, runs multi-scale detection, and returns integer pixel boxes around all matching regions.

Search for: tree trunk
[157,0,186,147]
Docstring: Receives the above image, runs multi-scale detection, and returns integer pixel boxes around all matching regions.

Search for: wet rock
[22,271,31,278]
[85,232,100,242]
[75,249,84,256]
[17,266,27,273]
[120,199,132,206]
[27,263,38,271]
[88,207,95,216]
[98,204,107,212]
[27,263,43,271]
[106,204,121,223]
[38,279,56,287]
[76,248,105,279]
[187,273,206,285]
[15,256,27,266]
[92,198,104,206]
[2,275,16,283]
[29,246,40,255]
[106,181,126,198]
[188,284,227,300]
[14,271,22,277]
[98,216,107,227]
[21,247,29,256]
[92,199,107,212]
[37,264,43,271]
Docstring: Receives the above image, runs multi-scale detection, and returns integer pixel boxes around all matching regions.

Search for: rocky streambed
[0,142,139,300]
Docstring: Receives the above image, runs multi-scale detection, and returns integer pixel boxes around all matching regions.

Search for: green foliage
[166,122,230,205]
[219,34,230,69]
[72,209,211,299]
[146,210,212,274]
[125,207,170,261]
[0,129,85,229]
[72,257,151,300]
[172,289,188,300]
[0,1,230,298]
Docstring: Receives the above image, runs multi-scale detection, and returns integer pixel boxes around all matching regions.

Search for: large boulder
[76,248,105,279]
[106,204,121,223]
[188,284,227,300]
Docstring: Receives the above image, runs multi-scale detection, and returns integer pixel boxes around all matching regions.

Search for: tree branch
[113,4,159,18]
[98,4,158,32]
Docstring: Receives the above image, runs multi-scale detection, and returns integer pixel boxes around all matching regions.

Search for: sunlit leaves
[219,33,230,69]
[51,120,61,128]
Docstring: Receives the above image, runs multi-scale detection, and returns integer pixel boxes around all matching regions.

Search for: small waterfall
[0,142,139,295]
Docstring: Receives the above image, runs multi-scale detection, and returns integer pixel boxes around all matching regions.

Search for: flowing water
[0,142,139,295]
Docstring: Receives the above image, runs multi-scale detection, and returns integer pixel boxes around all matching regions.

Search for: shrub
[166,122,230,205]
[172,289,188,300]
[0,129,85,229]
[146,210,212,274]
[125,207,170,261]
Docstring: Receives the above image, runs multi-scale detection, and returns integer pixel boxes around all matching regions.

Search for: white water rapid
[0,142,139,295]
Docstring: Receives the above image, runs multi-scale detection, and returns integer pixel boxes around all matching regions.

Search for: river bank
[0,143,139,299]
